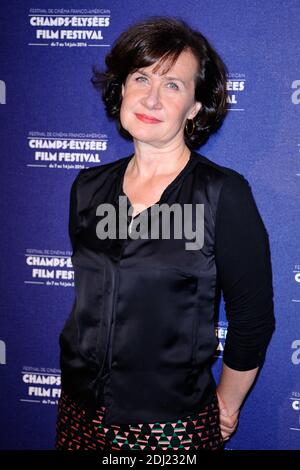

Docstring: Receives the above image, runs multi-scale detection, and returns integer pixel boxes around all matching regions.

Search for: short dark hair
[91,16,229,148]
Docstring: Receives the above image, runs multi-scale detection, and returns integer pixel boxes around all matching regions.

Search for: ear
[188,101,202,120]
[121,83,125,98]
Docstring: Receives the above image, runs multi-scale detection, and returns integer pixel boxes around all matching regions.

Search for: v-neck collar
[113,150,198,208]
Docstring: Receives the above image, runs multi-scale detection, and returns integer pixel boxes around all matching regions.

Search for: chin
[125,126,158,140]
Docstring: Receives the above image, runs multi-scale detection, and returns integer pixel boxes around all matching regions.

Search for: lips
[135,113,162,124]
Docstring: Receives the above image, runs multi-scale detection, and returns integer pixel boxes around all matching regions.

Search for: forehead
[138,49,198,81]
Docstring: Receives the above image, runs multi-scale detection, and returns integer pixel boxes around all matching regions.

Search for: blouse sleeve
[214,174,276,371]
[68,170,84,255]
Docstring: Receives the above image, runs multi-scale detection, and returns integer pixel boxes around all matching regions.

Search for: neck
[129,142,191,180]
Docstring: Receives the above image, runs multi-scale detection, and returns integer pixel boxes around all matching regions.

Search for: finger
[220,424,238,438]
[220,430,235,441]
[220,416,239,428]
[220,420,238,431]
[220,427,235,438]
[220,422,238,434]
[220,430,231,440]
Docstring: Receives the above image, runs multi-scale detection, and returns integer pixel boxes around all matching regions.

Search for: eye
[133,75,179,90]
[135,75,148,83]
[167,82,179,90]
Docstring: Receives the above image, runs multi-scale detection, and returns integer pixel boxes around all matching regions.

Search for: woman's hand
[216,390,240,441]
[216,364,259,442]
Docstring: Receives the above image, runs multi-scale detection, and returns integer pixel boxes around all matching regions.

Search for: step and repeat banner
[0,0,299,450]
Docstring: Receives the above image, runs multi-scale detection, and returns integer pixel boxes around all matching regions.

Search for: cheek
[167,101,190,122]
[120,91,138,114]
[120,93,137,127]
[119,101,127,127]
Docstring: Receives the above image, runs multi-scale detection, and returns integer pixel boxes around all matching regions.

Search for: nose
[141,82,162,110]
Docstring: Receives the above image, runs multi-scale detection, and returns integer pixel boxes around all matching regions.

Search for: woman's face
[120,49,202,147]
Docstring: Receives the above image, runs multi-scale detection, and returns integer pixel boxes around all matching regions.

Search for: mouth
[135,113,162,124]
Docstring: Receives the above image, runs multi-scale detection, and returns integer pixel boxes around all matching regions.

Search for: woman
[55,16,275,451]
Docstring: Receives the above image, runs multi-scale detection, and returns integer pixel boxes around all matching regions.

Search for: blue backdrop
[0,0,299,450]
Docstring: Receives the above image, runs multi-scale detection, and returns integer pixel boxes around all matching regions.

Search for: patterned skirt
[55,390,224,451]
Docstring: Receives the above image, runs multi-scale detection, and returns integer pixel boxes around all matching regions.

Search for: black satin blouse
[59,150,275,425]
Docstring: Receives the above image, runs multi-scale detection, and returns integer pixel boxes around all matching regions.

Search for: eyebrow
[136,69,186,86]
